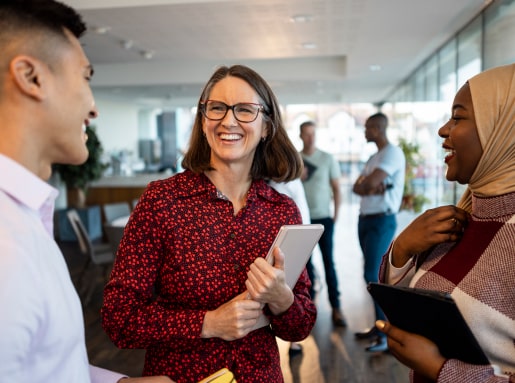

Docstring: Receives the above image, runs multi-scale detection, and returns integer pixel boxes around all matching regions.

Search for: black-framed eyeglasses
[200,100,266,123]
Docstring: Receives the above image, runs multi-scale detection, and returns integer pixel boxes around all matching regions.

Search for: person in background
[299,121,346,327]
[352,112,405,352]
[101,65,317,382]
[376,64,515,382]
[0,1,172,382]
[268,177,311,357]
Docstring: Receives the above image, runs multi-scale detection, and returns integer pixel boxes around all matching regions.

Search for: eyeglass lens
[203,101,262,123]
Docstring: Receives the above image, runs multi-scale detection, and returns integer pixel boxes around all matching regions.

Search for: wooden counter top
[87,172,172,206]
[90,172,171,188]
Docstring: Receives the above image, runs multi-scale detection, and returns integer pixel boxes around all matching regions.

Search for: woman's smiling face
[202,76,268,169]
[438,82,483,184]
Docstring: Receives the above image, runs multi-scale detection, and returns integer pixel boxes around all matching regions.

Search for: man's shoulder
[311,148,335,162]
[378,144,404,160]
[316,148,331,155]
[387,143,404,154]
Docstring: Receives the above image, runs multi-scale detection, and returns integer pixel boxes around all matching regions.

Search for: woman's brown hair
[181,65,303,182]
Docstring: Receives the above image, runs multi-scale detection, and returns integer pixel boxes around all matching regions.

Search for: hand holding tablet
[368,282,488,365]
[248,224,324,330]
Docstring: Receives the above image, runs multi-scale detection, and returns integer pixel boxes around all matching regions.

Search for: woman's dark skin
[376,82,482,381]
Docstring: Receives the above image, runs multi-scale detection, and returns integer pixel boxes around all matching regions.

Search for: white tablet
[251,224,324,330]
[264,224,324,287]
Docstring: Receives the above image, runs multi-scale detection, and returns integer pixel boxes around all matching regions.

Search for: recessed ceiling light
[122,40,134,50]
[92,26,111,34]
[141,50,155,60]
[290,14,313,23]
[369,64,382,71]
[301,42,317,50]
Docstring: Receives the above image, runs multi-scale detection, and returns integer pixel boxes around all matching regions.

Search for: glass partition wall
[382,0,515,208]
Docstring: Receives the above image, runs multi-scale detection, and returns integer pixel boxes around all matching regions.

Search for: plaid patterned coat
[380,192,515,382]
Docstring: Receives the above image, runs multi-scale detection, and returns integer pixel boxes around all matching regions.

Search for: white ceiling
[63,0,488,108]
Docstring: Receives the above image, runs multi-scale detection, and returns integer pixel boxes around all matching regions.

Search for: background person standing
[352,112,405,352]
[299,121,346,327]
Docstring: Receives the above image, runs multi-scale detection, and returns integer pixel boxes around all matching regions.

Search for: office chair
[102,201,131,223]
[103,223,125,255]
[66,209,115,306]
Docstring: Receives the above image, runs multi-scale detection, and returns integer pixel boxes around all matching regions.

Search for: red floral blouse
[101,170,317,383]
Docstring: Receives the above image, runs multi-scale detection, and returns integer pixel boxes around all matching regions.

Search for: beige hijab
[457,63,515,212]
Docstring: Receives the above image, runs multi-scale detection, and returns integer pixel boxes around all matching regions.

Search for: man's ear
[10,55,47,101]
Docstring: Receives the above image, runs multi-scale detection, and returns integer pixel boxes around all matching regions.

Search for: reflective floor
[61,201,415,382]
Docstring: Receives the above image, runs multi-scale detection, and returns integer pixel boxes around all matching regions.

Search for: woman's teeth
[220,133,241,141]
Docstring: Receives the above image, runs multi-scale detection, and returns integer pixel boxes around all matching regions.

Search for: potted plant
[53,125,108,208]
[398,138,430,213]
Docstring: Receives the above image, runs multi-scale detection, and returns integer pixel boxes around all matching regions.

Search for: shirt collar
[0,154,59,236]
[177,170,278,203]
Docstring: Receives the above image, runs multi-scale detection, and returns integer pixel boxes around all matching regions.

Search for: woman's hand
[201,291,263,341]
[245,247,294,315]
[392,205,469,267]
[376,320,446,381]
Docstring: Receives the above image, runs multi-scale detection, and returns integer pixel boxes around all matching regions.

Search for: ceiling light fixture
[301,42,317,50]
[95,30,156,60]
[122,40,134,50]
[92,26,111,34]
[369,64,382,71]
[290,14,313,23]
[141,50,155,60]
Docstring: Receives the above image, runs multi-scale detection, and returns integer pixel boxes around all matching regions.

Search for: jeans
[306,217,341,309]
[358,214,397,322]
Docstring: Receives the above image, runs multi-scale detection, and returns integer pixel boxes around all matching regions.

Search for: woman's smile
[219,132,243,142]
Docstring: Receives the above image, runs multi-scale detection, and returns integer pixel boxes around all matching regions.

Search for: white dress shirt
[0,154,125,383]
[268,179,311,224]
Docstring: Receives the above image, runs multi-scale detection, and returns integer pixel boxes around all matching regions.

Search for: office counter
[86,173,171,206]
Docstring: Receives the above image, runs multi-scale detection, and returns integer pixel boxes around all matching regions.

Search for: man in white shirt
[352,112,405,352]
[0,1,173,382]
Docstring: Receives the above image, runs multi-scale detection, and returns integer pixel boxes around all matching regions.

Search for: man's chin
[63,151,89,166]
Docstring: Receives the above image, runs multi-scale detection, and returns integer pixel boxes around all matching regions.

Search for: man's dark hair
[368,112,388,127]
[0,0,86,38]
[0,0,87,82]
[299,121,316,134]
[0,0,86,39]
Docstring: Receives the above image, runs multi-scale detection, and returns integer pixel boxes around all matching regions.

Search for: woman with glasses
[102,65,316,382]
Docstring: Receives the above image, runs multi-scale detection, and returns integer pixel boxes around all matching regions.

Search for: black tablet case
[367,282,489,365]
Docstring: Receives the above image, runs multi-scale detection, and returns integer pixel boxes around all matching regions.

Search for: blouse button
[230,232,236,239]
[233,264,240,271]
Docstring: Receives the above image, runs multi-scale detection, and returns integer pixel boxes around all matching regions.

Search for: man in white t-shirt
[352,113,405,352]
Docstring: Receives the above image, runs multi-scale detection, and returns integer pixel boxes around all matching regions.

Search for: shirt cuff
[385,244,415,285]
[90,365,128,383]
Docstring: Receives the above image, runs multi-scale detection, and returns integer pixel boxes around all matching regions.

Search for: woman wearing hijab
[101,65,316,382]
[375,63,515,382]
